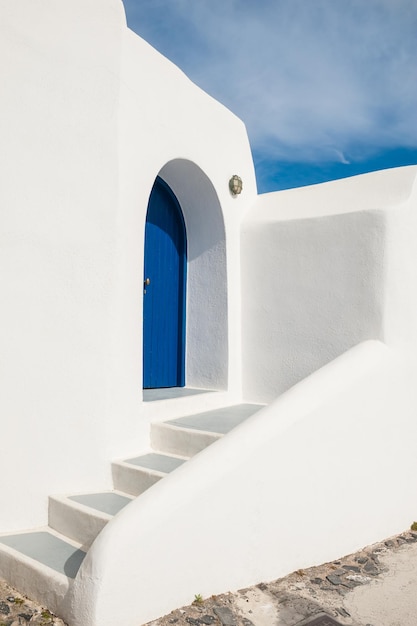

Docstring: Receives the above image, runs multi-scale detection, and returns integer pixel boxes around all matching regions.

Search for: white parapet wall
[69,340,417,626]
[241,166,417,403]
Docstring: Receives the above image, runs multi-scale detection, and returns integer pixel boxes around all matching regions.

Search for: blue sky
[122,0,417,193]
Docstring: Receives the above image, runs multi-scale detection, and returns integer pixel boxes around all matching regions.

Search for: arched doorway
[143,160,229,392]
[143,177,187,388]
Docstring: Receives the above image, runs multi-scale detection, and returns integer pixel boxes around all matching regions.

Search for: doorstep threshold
[143,387,215,402]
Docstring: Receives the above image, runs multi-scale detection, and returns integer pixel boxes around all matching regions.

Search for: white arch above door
[158,159,228,391]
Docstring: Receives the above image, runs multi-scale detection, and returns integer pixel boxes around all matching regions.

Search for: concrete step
[49,490,134,548]
[0,402,264,625]
[112,451,189,496]
[0,528,85,619]
[151,403,264,457]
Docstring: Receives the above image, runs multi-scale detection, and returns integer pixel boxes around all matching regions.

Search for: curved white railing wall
[70,340,417,626]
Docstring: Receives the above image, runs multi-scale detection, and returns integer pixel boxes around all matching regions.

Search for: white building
[0,1,416,625]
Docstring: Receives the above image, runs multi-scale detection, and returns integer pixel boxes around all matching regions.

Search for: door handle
[144,277,150,294]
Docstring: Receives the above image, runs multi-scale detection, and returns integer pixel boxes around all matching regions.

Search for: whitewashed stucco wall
[0,0,257,531]
[116,28,257,413]
[0,0,126,531]
[241,166,417,403]
[384,171,417,348]
[2,2,417,624]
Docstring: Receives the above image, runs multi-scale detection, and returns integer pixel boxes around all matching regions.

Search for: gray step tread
[67,491,133,516]
[165,403,264,434]
[124,452,187,474]
[0,530,85,579]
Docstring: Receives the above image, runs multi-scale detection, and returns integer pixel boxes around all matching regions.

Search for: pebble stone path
[0,528,416,626]
[0,580,65,626]
[144,528,417,626]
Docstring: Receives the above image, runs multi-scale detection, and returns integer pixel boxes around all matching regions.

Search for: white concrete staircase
[0,402,262,622]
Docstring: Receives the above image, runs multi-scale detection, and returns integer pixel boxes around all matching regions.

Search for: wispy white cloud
[123,0,417,166]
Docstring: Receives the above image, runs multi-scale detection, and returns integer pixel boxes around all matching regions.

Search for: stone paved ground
[145,528,417,626]
[1,528,416,626]
[0,580,65,626]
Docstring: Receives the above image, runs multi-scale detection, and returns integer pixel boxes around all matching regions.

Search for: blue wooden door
[143,177,187,388]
